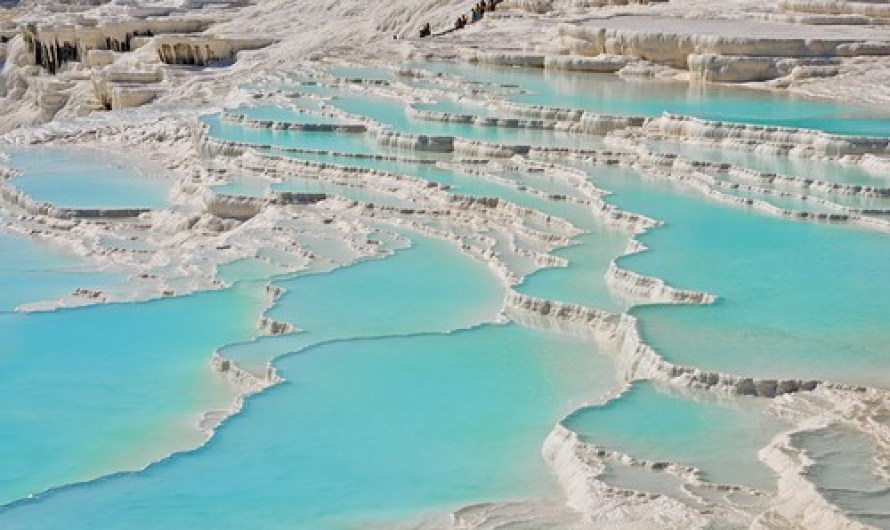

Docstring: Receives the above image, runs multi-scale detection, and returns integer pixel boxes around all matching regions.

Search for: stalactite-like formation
[155,36,272,66]
[21,19,210,75]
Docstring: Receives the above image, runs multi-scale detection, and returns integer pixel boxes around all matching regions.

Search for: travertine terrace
[0,0,889,528]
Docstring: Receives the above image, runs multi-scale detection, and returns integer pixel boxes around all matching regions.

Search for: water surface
[6,147,169,209]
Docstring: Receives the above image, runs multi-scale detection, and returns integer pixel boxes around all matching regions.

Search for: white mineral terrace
[1,0,889,528]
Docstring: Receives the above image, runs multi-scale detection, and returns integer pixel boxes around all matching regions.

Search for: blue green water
[222,234,505,373]
[330,94,595,149]
[0,232,121,312]
[582,162,890,388]
[0,236,619,529]
[714,186,842,214]
[327,65,395,82]
[564,382,786,489]
[517,229,631,313]
[229,105,352,125]
[644,140,890,212]
[271,150,599,228]
[0,323,617,529]
[202,114,379,154]
[215,256,296,284]
[4,59,890,527]
[485,166,592,201]
[413,99,506,118]
[712,177,890,214]
[5,147,170,209]
[0,283,268,505]
[414,62,890,137]
[646,139,890,188]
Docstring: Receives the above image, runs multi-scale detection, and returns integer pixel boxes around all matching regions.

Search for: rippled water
[794,425,890,528]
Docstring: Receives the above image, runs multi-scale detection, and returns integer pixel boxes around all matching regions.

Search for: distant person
[419,22,431,38]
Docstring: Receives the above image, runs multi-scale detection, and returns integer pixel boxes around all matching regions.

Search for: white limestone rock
[544,53,628,72]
